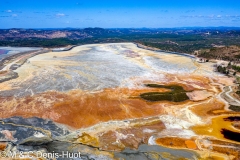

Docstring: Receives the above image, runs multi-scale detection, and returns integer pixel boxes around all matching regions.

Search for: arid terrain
[0,43,240,159]
[197,45,240,62]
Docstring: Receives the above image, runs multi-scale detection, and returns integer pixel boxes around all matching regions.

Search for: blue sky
[0,0,240,28]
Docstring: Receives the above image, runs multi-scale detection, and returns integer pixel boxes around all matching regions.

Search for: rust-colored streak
[0,79,214,129]
[190,99,226,118]
[0,142,7,151]
[50,89,166,128]
[155,137,198,150]
[192,115,240,143]
[155,137,187,148]
[185,140,197,149]
[99,120,165,151]
[0,88,171,129]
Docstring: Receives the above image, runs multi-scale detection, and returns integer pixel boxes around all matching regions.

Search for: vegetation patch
[229,105,240,112]
[198,45,240,61]
[232,65,240,72]
[217,65,228,74]
[140,84,189,102]
[236,91,240,95]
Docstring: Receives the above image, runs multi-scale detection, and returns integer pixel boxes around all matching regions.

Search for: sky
[0,0,240,28]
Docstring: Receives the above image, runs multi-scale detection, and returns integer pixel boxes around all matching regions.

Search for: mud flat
[0,48,49,86]
[0,43,239,159]
[0,47,41,61]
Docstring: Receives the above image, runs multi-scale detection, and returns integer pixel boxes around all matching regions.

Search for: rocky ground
[0,43,239,160]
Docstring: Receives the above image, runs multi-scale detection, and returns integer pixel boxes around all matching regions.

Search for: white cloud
[56,13,65,17]
[6,10,12,13]
[12,14,17,17]
[217,15,222,18]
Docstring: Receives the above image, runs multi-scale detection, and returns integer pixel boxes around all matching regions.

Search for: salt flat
[0,43,204,97]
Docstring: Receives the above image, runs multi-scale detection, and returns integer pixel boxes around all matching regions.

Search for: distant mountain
[1,27,240,54]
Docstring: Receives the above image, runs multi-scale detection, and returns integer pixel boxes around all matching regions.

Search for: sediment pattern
[0,43,239,159]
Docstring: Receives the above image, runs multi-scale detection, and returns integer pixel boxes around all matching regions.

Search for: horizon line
[1,26,240,30]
